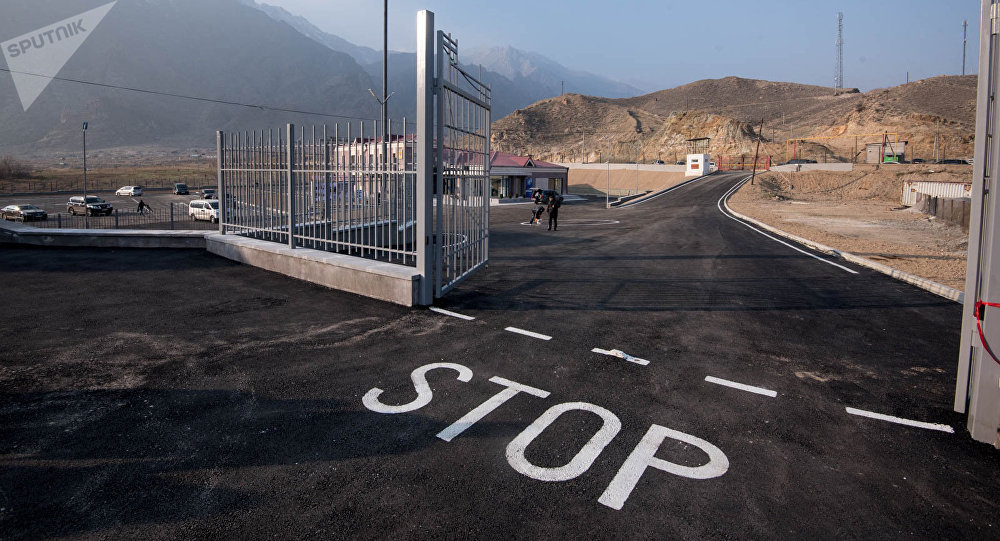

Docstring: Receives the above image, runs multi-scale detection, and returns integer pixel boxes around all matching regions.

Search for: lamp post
[82,121,88,229]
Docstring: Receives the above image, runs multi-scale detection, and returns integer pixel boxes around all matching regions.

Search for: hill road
[2,172,998,539]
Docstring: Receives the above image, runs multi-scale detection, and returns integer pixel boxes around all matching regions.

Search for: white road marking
[845,407,954,433]
[429,307,475,321]
[717,176,859,275]
[704,376,778,398]
[505,327,552,341]
[591,348,650,366]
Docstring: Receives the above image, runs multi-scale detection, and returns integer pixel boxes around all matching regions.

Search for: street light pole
[82,121,88,229]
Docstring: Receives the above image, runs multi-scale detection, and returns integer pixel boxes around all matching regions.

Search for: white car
[116,185,143,196]
[189,199,219,223]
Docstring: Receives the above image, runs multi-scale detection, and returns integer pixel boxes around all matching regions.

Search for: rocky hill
[491,75,977,164]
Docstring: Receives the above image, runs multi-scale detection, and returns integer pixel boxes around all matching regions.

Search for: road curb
[723,189,964,304]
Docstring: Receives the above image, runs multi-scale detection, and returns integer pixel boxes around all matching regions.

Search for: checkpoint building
[490,151,569,199]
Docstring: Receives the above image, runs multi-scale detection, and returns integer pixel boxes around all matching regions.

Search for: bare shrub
[0,156,30,180]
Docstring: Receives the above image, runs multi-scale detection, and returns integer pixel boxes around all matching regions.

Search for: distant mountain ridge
[465,46,643,99]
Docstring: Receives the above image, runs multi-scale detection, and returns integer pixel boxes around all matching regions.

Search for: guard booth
[686,154,711,177]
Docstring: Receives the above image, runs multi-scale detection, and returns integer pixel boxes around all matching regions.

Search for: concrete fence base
[205,233,421,306]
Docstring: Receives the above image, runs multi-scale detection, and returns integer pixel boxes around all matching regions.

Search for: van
[189,199,219,223]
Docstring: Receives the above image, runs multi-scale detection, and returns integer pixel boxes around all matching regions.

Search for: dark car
[1,204,47,222]
[533,189,564,205]
[67,196,113,216]
[201,188,217,199]
[786,159,818,165]
[653,159,665,165]
[174,182,189,195]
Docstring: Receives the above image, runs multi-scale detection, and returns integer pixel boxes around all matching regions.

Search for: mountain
[244,1,382,65]
[240,3,642,120]
[0,0,379,153]
[491,75,977,164]
[465,46,644,99]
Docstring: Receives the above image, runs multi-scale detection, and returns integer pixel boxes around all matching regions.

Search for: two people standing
[531,190,561,231]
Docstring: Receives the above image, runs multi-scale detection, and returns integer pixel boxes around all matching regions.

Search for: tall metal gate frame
[216,10,489,306]
[416,10,492,304]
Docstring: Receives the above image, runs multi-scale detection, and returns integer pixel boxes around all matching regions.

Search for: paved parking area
[1,173,998,539]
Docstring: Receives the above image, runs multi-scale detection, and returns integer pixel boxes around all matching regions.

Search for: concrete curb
[0,221,208,249]
[723,187,964,304]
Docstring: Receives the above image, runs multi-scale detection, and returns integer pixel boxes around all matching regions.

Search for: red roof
[490,151,562,169]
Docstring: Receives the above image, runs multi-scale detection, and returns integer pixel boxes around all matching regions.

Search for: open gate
[416,11,491,303]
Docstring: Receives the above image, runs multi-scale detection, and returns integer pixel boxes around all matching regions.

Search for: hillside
[0,0,379,154]
[491,75,977,164]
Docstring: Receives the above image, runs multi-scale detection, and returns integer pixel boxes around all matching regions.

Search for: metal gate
[416,10,491,303]
[216,10,488,306]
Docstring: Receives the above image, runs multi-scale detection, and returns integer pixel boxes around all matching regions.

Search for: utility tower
[835,12,844,94]
[963,19,968,75]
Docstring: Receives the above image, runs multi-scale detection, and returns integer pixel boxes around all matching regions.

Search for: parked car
[1,204,47,222]
[653,159,665,165]
[67,196,113,216]
[533,189,564,205]
[675,161,686,165]
[189,199,219,223]
[174,182,189,195]
[115,185,143,196]
[201,188,217,199]
[785,159,818,165]
[911,158,926,164]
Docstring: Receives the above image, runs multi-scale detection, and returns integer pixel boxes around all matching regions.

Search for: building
[489,151,569,199]
[866,140,907,164]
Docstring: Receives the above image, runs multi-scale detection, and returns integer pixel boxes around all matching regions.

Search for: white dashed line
[591,348,650,366]
[505,327,552,341]
[429,307,475,321]
[704,376,778,398]
[845,407,954,433]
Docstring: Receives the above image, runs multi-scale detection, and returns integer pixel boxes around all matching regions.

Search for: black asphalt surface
[2,172,998,539]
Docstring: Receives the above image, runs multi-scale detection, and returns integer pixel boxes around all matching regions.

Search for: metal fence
[218,123,417,266]
[216,11,490,303]
[32,203,216,230]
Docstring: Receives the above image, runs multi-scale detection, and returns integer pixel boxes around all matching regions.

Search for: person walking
[136,199,146,215]
[547,196,560,231]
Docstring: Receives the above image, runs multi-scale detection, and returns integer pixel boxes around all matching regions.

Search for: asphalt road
[1,172,998,539]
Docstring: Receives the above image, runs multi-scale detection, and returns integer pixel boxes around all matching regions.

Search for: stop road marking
[363,362,730,510]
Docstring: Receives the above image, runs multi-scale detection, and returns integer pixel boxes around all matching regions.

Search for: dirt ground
[728,165,973,289]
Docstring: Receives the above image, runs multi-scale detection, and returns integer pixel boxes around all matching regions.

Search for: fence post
[114,209,119,229]
[287,123,296,249]
[415,10,435,305]
[217,131,226,235]
[170,203,174,230]
[57,213,61,228]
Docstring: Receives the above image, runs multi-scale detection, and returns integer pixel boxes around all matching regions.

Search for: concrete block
[205,233,421,306]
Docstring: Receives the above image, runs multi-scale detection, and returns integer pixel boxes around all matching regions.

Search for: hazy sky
[262,0,982,92]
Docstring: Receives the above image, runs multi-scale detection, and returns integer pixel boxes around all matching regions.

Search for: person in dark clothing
[547,197,560,231]
[137,199,148,215]
[531,205,545,225]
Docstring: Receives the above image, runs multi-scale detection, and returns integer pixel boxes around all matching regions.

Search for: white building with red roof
[490,151,569,200]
